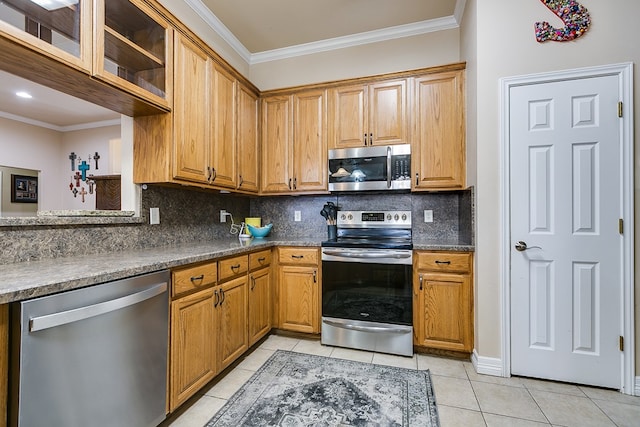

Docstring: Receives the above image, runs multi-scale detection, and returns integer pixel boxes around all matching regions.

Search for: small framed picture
[11,174,38,203]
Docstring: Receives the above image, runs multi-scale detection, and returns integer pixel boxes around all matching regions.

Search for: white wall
[0,117,63,211]
[250,30,461,91]
[61,125,121,210]
[0,117,122,213]
[462,0,640,368]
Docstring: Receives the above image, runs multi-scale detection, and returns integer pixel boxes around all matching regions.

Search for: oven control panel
[337,210,411,227]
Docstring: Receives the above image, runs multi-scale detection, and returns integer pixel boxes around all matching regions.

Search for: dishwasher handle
[29,282,168,332]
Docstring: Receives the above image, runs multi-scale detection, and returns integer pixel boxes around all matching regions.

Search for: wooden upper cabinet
[209,62,237,189]
[94,0,172,110]
[329,79,408,149]
[0,0,92,71]
[293,89,327,192]
[172,33,209,183]
[261,95,293,193]
[261,90,327,194]
[237,83,260,193]
[412,70,465,190]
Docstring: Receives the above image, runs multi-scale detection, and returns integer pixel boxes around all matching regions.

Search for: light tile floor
[162,335,640,427]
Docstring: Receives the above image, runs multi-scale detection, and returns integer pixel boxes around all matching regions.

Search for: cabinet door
[217,276,248,371]
[369,79,408,146]
[414,271,472,352]
[328,84,367,149]
[170,288,216,411]
[293,89,327,192]
[172,34,209,183]
[261,95,293,193]
[94,0,172,109]
[248,267,271,346]
[278,265,318,333]
[237,84,260,193]
[0,0,92,71]
[209,62,237,189]
[413,70,465,190]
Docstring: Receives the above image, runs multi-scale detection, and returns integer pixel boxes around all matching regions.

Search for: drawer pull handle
[251,276,256,290]
[230,264,241,271]
[292,255,304,259]
[435,260,451,265]
[219,289,225,305]
[190,274,204,283]
[415,172,419,185]
[258,257,266,263]
[313,270,317,283]
[419,274,423,291]
[214,290,219,307]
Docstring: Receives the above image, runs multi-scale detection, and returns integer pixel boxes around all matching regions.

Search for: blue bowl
[246,223,273,238]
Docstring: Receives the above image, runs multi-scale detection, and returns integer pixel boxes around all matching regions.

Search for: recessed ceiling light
[16,91,33,99]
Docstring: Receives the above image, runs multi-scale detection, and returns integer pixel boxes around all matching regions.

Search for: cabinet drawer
[219,255,249,281]
[278,247,319,265]
[172,262,217,297]
[415,251,471,273]
[250,250,272,270]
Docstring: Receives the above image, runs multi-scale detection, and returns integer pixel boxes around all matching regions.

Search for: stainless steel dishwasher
[10,270,170,427]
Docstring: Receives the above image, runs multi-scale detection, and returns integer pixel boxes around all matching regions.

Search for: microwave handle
[386,146,392,188]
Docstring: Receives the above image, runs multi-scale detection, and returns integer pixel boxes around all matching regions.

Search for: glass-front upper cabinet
[94,0,172,110]
[0,0,92,71]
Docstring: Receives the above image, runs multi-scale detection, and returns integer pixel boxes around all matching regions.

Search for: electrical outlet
[423,210,433,223]
[294,210,301,222]
[150,207,160,225]
[220,209,227,223]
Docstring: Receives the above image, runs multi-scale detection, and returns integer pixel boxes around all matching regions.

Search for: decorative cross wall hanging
[535,0,591,42]
[67,151,100,203]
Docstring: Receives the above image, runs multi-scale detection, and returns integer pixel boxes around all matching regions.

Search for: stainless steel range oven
[321,210,413,356]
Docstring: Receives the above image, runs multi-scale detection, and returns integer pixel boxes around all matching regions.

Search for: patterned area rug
[205,350,439,426]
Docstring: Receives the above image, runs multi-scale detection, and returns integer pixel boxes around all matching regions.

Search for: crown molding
[186,0,464,65]
[182,0,252,63]
[251,16,459,64]
[0,111,120,132]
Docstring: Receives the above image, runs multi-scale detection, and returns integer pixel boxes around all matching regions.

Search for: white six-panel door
[509,74,623,388]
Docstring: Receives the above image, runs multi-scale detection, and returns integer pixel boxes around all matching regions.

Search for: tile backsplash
[1,186,473,263]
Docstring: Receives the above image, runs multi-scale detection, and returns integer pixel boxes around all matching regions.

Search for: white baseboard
[472,349,505,377]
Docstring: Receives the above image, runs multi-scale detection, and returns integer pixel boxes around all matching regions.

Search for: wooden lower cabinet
[276,247,320,334]
[248,250,272,345]
[169,287,216,411]
[168,255,249,412]
[217,274,248,371]
[413,251,473,353]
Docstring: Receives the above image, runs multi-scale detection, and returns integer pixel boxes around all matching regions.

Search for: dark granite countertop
[0,237,474,304]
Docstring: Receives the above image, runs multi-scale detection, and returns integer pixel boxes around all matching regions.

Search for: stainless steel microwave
[328,144,411,192]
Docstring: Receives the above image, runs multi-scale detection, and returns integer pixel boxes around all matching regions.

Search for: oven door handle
[322,250,411,259]
[323,318,410,334]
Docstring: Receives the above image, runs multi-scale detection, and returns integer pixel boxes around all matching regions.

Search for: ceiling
[1,0,461,128]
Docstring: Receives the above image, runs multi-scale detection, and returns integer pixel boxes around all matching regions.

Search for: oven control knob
[386,214,392,220]
[394,214,399,221]
[348,214,353,220]
[402,214,407,221]
[341,214,346,220]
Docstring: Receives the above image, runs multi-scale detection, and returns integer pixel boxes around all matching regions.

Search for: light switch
[294,210,301,222]
[423,210,433,223]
